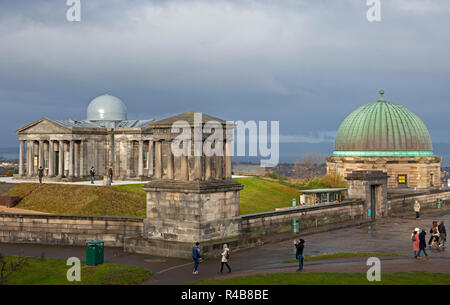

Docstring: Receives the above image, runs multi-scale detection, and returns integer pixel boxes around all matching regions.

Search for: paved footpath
[0,208,449,284]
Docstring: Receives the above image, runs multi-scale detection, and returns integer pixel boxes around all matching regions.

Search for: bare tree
[293,152,324,180]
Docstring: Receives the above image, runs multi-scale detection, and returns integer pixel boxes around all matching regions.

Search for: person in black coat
[438,222,446,248]
[417,229,428,259]
[294,239,305,272]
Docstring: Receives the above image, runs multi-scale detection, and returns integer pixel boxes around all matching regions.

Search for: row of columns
[19,139,85,178]
[151,140,232,181]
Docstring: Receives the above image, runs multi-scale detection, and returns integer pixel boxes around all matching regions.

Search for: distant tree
[293,152,324,180]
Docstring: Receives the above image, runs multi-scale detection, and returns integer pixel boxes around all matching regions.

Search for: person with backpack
[417,229,429,259]
[218,244,231,274]
[192,242,202,275]
[90,166,96,184]
[294,239,305,271]
[412,228,420,258]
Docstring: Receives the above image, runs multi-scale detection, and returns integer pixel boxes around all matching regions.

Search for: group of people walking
[191,242,231,275]
[412,220,446,259]
[191,238,306,275]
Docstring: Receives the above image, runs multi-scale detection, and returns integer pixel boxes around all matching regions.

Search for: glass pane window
[398,175,407,185]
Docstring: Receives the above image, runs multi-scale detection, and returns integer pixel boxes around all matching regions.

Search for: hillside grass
[234,177,299,215]
[3,255,152,285]
[4,183,146,217]
[3,177,298,216]
[188,272,450,285]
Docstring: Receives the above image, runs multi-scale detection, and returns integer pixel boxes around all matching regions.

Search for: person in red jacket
[412,228,420,258]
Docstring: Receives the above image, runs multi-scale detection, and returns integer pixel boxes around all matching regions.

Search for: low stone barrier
[388,190,450,213]
[0,213,144,247]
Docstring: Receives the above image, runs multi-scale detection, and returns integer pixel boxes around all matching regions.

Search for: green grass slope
[4,183,146,217]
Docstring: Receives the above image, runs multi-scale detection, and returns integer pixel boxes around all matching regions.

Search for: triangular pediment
[16,118,71,134]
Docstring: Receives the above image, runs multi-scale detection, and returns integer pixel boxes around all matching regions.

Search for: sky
[0,0,449,162]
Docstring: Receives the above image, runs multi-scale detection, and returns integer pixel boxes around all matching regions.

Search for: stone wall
[0,214,143,247]
[388,190,450,213]
[240,201,365,237]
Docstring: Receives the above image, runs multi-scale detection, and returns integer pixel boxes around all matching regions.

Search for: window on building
[398,175,407,186]
[430,174,434,187]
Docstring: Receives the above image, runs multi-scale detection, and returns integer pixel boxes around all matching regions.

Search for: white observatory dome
[86,94,127,121]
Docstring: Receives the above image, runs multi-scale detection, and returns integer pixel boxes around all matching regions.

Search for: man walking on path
[192,242,202,275]
[90,166,96,184]
[439,221,446,248]
[294,239,305,271]
[38,166,44,184]
[414,200,421,219]
[219,244,231,274]
[417,229,429,259]
[108,165,113,184]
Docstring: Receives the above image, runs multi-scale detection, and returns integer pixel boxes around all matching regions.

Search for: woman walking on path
[218,244,231,274]
[294,239,305,271]
[417,229,429,259]
[412,228,420,258]
[414,200,421,219]
[430,222,440,249]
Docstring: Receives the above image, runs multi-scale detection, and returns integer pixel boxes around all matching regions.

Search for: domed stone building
[326,91,441,190]
[15,94,154,180]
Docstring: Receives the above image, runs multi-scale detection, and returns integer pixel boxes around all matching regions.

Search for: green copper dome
[332,91,434,157]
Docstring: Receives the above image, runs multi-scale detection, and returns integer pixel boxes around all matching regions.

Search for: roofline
[15,118,72,134]
[331,151,435,157]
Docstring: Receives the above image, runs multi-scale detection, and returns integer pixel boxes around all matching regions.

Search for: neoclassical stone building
[326,91,441,190]
[16,94,234,182]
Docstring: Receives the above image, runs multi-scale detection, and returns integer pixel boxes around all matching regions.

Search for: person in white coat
[218,244,231,274]
[414,200,421,219]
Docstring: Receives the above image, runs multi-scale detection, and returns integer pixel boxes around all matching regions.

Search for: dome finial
[378,89,385,101]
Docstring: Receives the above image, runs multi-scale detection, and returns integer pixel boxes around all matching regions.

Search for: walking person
[38,166,44,184]
[414,200,421,219]
[108,165,113,184]
[431,222,440,249]
[438,221,446,249]
[428,221,438,247]
[218,244,231,274]
[90,166,96,184]
[417,229,429,259]
[412,228,420,258]
[192,242,202,275]
[294,239,305,271]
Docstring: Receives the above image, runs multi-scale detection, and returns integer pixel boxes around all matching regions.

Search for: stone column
[38,140,44,169]
[215,155,223,180]
[74,141,79,177]
[167,142,174,180]
[180,155,189,181]
[127,141,133,177]
[225,141,232,179]
[19,140,25,176]
[28,140,34,177]
[48,140,54,177]
[138,140,144,177]
[69,141,74,177]
[79,140,84,177]
[147,140,154,177]
[204,156,212,180]
[155,141,162,179]
[58,140,64,177]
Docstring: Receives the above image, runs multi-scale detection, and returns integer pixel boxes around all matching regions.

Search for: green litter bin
[86,241,104,266]
[437,198,442,209]
[291,218,299,233]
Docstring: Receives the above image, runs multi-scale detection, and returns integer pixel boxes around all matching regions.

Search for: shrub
[6,170,14,177]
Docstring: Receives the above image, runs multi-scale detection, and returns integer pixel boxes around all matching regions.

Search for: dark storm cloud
[0,0,449,154]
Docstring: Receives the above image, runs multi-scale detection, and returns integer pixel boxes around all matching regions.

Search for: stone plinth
[143,179,243,244]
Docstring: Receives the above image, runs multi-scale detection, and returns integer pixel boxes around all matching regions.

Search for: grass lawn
[281,252,406,264]
[188,272,450,285]
[234,177,299,215]
[3,255,152,285]
[4,183,146,217]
